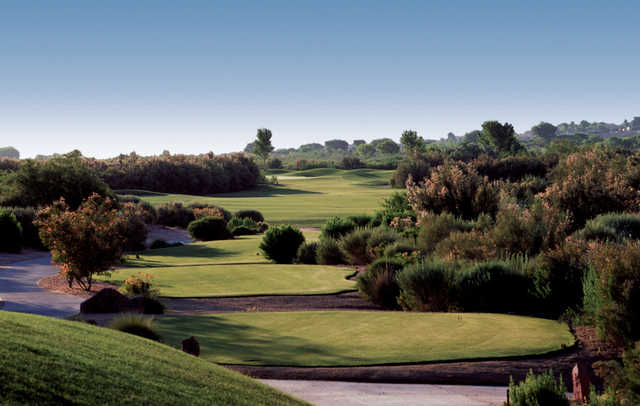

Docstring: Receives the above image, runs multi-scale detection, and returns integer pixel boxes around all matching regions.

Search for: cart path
[0,255,83,318]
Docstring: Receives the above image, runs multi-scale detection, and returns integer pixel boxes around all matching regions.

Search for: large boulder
[80,288,130,313]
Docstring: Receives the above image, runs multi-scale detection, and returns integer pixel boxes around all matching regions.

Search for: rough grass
[0,311,307,406]
[116,169,395,226]
[101,234,355,297]
[156,311,576,367]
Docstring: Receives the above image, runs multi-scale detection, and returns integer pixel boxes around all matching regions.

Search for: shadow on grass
[211,184,321,198]
[123,245,236,268]
[159,315,365,366]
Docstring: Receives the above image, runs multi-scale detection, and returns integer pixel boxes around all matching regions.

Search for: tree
[479,121,524,155]
[324,139,349,151]
[243,142,256,153]
[35,194,134,291]
[352,139,366,147]
[356,143,376,159]
[531,122,558,142]
[631,116,640,131]
[400,130,425,154]
[377,139,400,154]
[299,143,324,153]
[0,147,19,159]
[253,128,274,169]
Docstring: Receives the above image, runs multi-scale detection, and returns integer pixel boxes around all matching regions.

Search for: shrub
[118,204,148,251]
[135,200,157,224]
[120,273,155,297]
[259,225,305,264]
[3,207,43,249]
[316,238,345,265]
[390,159,431,188]
[457,261,532,313]
[321,217,356,239]
[346,214,373,227]
[339,228,373,265]
[397,260,454,312]
[187,216,231,241]
[109,313,162,342]
[366,227,401,258]
[573,213,640,243]
[234,210,264,223]
[588,241,640,346]
[193,207,228,221]
[296,241,318,264]
[231,226,254,236]
[267,158,283,169]
[189,203,232,222]
[508,369,569,406]
[156,202,195,228]
[357,257,406,309]
[406,161,500,220]
[433,230,496,264]
[227,217,258,234]
[0,209,23,253]
[36,194,131,291]
[338,156,363,170]
[417,212,472,254]
[533,240,590,317]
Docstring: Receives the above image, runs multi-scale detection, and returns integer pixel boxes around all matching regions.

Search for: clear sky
[1,1,638,158]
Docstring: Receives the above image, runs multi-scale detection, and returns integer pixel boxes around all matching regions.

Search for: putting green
[156,311,575,367]
[117,168,395,226]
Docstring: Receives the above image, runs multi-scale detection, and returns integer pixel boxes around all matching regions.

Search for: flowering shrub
[35,194,132,291]
[121,272,155,297]
[193,207,227,220]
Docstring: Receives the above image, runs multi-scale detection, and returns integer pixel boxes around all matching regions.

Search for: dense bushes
[296,241,318,264]
[109,313,162,342]
[234,210,264,223]
[357,257,406,309]
[316,238,345,265]
[0,153,112,209]
[1,207,43,249]
[508,369,569,406]
[417,212,472,253]
[88,152,260,195]
[573,213,640,243]
[397,260,454,312]
[156,202,195,228]
[0,209,22,253]
[339,228,373,265]
[321,217,356,239]
[187,216,231,241]
[259,225,305,264]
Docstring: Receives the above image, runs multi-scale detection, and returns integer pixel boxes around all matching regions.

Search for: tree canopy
[479,121,523,155]
[254,128,275,169]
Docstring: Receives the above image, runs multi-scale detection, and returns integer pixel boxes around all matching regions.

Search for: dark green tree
[356,143,376,159]
[324,139,349,151]
[479,121,523,155]
[377,139,400,154]
[531,122,558,142]
[400,130,425,154]
[253,128,274,169]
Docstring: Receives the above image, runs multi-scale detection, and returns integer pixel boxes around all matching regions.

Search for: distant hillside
[0,146,19,159]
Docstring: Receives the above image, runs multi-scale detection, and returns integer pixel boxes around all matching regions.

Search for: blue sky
[1,1,638,158]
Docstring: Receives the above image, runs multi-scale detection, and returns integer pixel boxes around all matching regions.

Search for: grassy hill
[157,311,575,367]
[117,168,395,226]
[0,311,307,406]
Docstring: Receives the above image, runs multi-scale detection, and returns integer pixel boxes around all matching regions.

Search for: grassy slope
[0,311,307,406]
[117,168,395,226]
[157,311,575,367]
[101,234,355,297]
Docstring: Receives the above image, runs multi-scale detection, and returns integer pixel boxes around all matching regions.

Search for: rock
[182,336,200,357]
[80,288,129,313]
[572,361,591,405]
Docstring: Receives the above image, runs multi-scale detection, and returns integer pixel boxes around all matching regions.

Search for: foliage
[321,216,356,239]
[259,225,305,264]
[400,130,426,154]
[156,201,195,228]
[366,227,401,259]
[531,122,558,142]
[109,313,162,342]
[0,146,19,159]
[338,156,364,169]
[390,158,431,188]
[296,241,318,264]
[0,209,22,253]
[234,209,264,223]
[2,206,43,249]
[35,194,133,291]
[479,120,524,155]
[267,157,283,169]
[592,348,640,406]
[417,212,472,254]
[193,206,228,221]
[1,152,112,209]
[121,272,156,297]
[316,238,345,265]
[573,212,640,243]
[397,260,454,312]
[376,139,400,155]
[253,128,275,169]
[339,227,373,265]
[457,261,533,313]
[346,214,373,227]
[508,369,569,406]
[324,139,349,151]
[187,216,232,241]
[357,256,406,309]
[372,191,416,227]
[434,230,496,264]
[407,160,500,220]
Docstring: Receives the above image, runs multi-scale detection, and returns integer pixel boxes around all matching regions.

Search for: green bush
[234,209,264,223]
[346,214,373,227]
[357,257,406,309]
[383,240,419,258]
[231,225,254,236]
[316,238,345,265]
[366,227,401,257]
[321,217,356,239]
[417,212,472,254]
[256,221,269,233]
[508,369,569,406]
[187,216,231,241]
[135,200,158,224]
[573,213,640,243]
[189,203,232,222]
[0,209,22,253]
[458,261,533,314]
[109,313,162,342]
[296,241,318,264]
[3,206,43,249]
[227,217,259,235]
[259,225,305,264]
[397,260,454,312]
[157,202,195,228]
[119,207,148,252]
[339,228,373,265]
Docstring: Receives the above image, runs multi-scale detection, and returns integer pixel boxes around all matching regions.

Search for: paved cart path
[0,255,83,318]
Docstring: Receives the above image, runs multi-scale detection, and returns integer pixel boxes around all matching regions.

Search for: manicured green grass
[102,234,355,297]
[156,311,575,367]
[0,311,307,406]
[117,168,395,226]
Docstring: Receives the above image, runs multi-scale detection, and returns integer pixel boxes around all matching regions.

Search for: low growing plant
[259,225,305,264]
[357,257,406,309]
[296,241,318,264]
[109,313,162,342]
[508,369,569,406]
[187,216,231,241]
[397,260,454,312]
